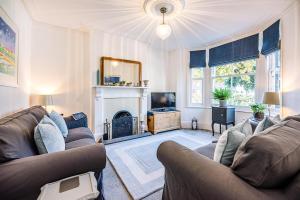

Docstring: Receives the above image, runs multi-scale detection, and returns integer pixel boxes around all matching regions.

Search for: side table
[211,106,235,136]
[38,172,99,200]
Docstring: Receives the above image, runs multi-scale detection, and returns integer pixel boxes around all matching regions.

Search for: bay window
[190,68,204,105]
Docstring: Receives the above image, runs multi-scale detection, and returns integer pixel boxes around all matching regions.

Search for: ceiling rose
[144,0,186,19]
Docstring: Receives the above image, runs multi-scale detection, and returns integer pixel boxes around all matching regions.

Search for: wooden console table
[211,106,235,136]
[147,111,181,134]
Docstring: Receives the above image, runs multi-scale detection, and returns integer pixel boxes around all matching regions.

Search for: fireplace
[112,110,133,139]
[93,86,148,141]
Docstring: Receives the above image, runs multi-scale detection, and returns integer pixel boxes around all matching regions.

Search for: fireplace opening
[112,110,133,139]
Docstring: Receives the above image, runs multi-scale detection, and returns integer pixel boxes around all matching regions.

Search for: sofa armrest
[157,141,284,200]
[0,143,106,200]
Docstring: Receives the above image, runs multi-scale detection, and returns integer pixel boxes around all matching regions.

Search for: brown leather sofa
[157,120,300,200]
[0,106,106,200]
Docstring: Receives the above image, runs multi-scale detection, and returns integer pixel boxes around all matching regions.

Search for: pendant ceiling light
[156,7,171,40]
[144,0,186,40]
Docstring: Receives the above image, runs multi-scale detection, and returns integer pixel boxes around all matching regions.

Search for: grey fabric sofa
[0,106,106,200]
[158,131,300,200]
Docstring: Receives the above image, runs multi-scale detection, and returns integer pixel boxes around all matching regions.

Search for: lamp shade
[263,92,280,105]
[30,95,53,106]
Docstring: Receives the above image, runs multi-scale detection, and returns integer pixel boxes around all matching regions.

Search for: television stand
[147,110,181,134]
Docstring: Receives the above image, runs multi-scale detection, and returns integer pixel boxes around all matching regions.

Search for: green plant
[250,103,266,114]
[213,88,232,100]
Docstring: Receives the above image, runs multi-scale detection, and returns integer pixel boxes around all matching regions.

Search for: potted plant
[213,88,231,107]
[250,103,266,120]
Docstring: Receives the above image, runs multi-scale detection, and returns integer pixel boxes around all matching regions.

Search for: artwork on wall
[0,7,18,87]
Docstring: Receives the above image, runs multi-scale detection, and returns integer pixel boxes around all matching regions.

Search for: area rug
[105,130,213,200]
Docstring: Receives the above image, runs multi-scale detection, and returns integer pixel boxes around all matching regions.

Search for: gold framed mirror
[100,57,142,86]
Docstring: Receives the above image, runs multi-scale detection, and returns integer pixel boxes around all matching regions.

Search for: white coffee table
[38,172,99,200]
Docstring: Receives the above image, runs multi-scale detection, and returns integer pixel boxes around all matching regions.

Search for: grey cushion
[254,116,276,134]
[65,127,94,143]
[213,119,252,166]
[195,143,216,159]
[214,130,246,166]
[49,111,68,137]
[231,119,300,188]
[65,138,95,150]
[34,116,65,154]
[0,110,40,162]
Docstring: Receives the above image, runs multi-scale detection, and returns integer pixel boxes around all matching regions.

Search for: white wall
[30,22,90,118]
[89,30,167,92]
[281,0,300,116]
[167,0,300,131]
[0,0,32,117]
[30,25,168,125]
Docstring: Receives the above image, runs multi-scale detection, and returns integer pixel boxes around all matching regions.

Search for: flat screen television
[151,92,176,110]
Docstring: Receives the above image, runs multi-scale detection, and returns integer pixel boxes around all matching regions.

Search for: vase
[254,112,264,120]
[219,100,227,107]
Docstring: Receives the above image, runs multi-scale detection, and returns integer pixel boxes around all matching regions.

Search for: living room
[0,0,300,199]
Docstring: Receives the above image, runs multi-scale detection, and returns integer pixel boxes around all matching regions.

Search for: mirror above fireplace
[100,57,142,86]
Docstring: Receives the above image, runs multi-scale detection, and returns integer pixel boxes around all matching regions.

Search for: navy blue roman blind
[190,50,206,68]
[261,20,280,55]
[208,34,259,67]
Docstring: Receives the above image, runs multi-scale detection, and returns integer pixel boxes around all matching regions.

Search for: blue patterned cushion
[34,116,65,154]
[254,117,276,135]
[49,111,68,137]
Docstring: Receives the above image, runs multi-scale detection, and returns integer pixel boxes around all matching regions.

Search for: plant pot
[254,112,264,120]
[219,100,227,107]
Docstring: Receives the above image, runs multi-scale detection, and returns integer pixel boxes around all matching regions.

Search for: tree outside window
[211,59,256,106]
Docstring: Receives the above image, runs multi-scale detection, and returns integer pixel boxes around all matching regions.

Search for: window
[266,51,280,93]
[266,50,281,112]
[190,68,204,105]
[211,59,256,106]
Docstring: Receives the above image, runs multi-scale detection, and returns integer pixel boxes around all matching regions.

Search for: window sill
[185,105,210,109]
[185,105,253,113]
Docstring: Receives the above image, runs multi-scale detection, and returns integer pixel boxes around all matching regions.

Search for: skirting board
[181,121,211,131]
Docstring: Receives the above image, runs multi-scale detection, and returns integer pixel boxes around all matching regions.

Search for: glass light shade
[156,24,172,40]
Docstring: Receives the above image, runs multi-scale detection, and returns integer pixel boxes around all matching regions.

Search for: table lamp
[263,92,280,116]
[30,94,53,111]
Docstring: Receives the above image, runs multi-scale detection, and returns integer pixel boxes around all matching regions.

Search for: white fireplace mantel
[92,86,149,140]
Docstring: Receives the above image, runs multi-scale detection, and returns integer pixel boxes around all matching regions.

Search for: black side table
[211,106,235,136]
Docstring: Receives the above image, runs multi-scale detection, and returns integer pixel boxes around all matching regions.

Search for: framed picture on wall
[0,7,18,87]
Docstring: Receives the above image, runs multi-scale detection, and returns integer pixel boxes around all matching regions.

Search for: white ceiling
[23,0,296,50]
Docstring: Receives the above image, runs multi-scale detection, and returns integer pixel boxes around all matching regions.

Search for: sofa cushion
[29,106,48,122]
[65,138,95,150]
[195,143,216,159]
[0,111,40,163]
[213,119,251,166]
[282,114,300,124]
[49,111,68,137]
[231,119,300,188]
[214,130,246,166]
[65,127,95,143]
[254,116,276,134]
[34,116,65,154]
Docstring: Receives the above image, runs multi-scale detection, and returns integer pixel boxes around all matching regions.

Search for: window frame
[265,50,282,115]
[187,67,205,107]
[210,59,257,108]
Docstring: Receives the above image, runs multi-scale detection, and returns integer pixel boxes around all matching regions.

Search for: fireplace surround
[93,86,148,141]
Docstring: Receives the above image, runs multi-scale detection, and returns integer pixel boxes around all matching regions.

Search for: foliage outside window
[211,59,256,106]
[190,68,204,105]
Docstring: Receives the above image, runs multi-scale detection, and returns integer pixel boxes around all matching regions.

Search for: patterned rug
[105,130,214,200]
